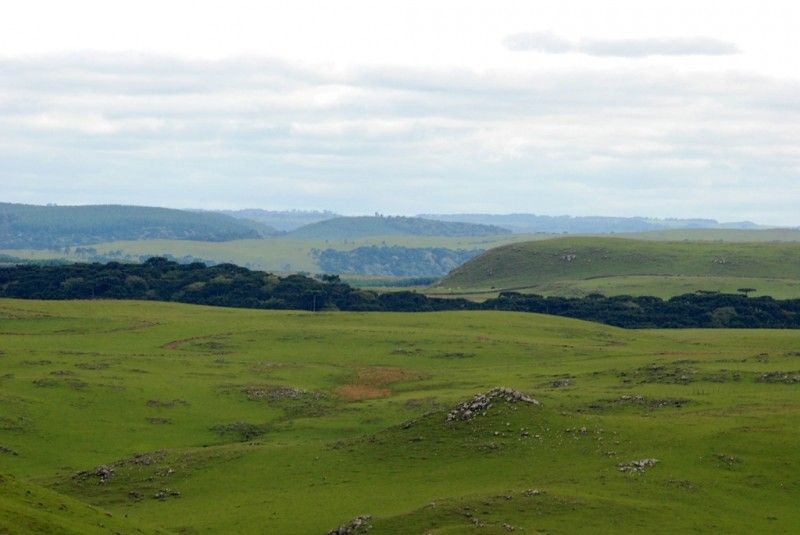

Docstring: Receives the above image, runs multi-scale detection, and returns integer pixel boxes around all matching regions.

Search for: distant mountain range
[418,213,767,234]
[215,209,339,232]
[286,215,511,239]
[0,203,275,249]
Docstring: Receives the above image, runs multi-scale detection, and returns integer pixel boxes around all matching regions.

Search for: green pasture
[1,299,799,533]
[436,236,800,300]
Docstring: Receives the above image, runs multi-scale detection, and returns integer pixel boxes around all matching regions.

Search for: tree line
[1,258,798,328]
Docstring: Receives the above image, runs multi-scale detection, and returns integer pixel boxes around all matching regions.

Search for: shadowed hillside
[0,203,277,249]
[287,215,511,239]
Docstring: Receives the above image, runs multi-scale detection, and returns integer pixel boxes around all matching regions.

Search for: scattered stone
[715,453,741,468]
[550,377,572,388]
[327,515,371,534]
[503,523,516,531]
[242,385,324,401]
[618,459,658,473]
[146,399,188,408]
[74,362,109,370]
[0,446,18,456]
[523,488,541,496]
[153,488,181,501]
[146,417,171,425]
[73,465,114,484]
[756,371,800,384]
[446,387,539,422]
[127,491,142,500]
[210,422,268,441]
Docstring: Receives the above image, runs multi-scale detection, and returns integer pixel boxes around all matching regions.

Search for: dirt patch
[335,367,421,401]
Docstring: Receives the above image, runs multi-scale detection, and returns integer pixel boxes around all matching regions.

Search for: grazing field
[0,234,538,273]
[1,299,799,533]
[434,236,800,299]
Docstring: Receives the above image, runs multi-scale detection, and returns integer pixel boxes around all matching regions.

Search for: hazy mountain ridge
[287,215,512,239]
[419,213,768,234]
[0,203,274,249]
[216,209,339,232]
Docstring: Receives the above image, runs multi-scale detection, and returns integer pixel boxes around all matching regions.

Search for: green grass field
[433,236,800,300]
[1,299,799,533]
[1,234,539,273]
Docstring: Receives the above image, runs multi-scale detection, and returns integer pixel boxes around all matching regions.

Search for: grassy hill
[287,215,512,239]
[0,299,798,533]
[0,203,277,249]
[434,236,800,299]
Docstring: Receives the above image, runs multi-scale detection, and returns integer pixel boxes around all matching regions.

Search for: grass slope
[0,299,799,533]
[287,216,512,240]
[435,236,800,299]
[1,234,541,273]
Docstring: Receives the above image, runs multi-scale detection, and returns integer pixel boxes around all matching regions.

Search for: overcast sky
[1,0,798,224]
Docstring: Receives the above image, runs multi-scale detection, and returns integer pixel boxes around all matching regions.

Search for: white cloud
[0,1,799,224]
[505,32,740,57]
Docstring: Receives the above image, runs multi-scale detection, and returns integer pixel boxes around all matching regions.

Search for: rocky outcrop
[446,387,539,422]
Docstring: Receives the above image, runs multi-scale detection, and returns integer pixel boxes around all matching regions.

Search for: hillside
[420,213,765,233]
[287,215,511,239]
[0,299,798,533]
[435,236,800,298]
[0,203,276,249]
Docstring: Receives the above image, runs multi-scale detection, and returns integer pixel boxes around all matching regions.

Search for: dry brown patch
[334,384,391,401]
[335,366,421,401]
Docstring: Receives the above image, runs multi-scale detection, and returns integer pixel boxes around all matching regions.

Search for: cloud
[504,32,740,57]
[0,53,798,224]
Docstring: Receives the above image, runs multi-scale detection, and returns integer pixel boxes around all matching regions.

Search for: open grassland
[1,234,539,273]
[433,236,800,300]
[1,299,799,533]
[624,228,800,242]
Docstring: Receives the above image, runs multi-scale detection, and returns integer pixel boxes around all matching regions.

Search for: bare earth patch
[335,366,422,401]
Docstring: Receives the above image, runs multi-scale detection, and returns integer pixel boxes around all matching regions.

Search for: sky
[1,0,798,224]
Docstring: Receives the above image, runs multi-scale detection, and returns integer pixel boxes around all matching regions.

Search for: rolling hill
[286,215,511,239]
[0,299,798,532]
[434,236,800,299]
[0,203,277,249]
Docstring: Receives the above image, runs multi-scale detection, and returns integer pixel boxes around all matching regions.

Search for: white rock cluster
[446,387,540,422]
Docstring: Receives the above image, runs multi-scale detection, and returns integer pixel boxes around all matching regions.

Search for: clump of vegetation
[3,258,800,327]
[314,245,482,276]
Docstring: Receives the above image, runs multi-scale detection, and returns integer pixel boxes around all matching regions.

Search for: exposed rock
[242,384,325,401]
[327,515,371,534]
[446,388,539,422]
[153,488,181,501]
[757,371,800,384]
[618,459,658,473]
[73,464,114,484]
